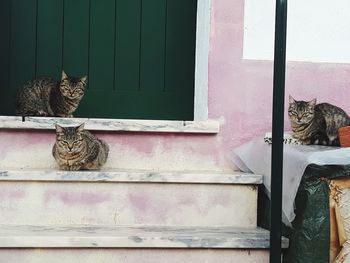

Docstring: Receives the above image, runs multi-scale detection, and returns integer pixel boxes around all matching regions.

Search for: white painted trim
[194,0,211,121]
[0,116,219,133]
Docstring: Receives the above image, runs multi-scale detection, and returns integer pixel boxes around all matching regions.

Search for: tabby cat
[52,123,109,171]
[16,71,87,117]
[288,95,350,146]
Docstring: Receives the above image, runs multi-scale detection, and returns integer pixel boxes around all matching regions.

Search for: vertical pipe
[270,0,288,262]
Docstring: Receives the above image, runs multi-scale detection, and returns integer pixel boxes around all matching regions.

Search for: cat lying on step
[52,123,109,171]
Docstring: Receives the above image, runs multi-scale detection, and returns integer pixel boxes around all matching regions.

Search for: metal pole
[270,0,288,262]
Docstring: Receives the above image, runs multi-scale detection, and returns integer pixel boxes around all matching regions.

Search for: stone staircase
[0,118,287,262]
[0,169,287,262]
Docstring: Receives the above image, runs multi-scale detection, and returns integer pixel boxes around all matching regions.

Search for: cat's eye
[72,89,83,96]
[61,86,70,92]
[289,111,297,116]
[58,141,68,146]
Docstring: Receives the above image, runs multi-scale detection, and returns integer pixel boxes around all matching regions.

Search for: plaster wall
[209,0,350,151]
[0,249,269,263]
[0,181,257,227]
[243,0,350,63]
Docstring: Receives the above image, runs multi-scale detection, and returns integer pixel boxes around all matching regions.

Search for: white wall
[243,0,350,63]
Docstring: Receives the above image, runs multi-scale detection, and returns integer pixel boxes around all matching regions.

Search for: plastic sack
[284,165,350,263]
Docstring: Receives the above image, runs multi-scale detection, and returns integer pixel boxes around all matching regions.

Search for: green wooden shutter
[0,0,198,120]
[0,0,11,115]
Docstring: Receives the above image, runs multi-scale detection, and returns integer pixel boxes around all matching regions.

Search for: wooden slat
[88,0,115,91]
[115,0,141,91]
[10,0,37,115]
[36,0,63,79]
[139,0,167,92]
[0,0,11,115]
[62,0,89,78]
[165,0,197,93]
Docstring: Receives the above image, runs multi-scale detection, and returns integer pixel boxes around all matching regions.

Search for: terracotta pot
[338,126,350,147]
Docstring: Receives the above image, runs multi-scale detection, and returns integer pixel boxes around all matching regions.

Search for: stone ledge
[0,116,220,133]
[0,225,288,249]
[0,169,262,185]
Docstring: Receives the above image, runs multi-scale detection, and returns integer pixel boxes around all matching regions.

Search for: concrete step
[0,224,288,248]
[0,169,262,227]
[0,129,227,172]
[0,225,287,263]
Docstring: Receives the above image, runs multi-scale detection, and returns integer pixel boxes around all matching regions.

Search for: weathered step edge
[0,169,262,185]
[0,225,288,249]
[0,116,220,133]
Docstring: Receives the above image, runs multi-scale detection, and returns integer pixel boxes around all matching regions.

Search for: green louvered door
[0,0,197,120]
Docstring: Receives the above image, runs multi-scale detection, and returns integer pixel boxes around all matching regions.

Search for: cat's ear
[61,70,68,80]
[309,98,317,106]
[76,123,85,132]
[289,95,296,104]
[55,124,65,133]
[80,76,88,87]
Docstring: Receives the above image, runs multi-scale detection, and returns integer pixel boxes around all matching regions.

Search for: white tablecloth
[231,138,350,225]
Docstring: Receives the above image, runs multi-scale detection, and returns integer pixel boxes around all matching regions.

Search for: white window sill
[0,116,220,134]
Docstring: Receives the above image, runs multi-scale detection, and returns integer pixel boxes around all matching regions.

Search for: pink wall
[3,0,350,172]
[209,0,350,150]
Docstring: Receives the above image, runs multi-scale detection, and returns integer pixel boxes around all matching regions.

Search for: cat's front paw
[37,110,48,117]
[60,164,81,171]
[70,161,84,171]
[57,113,73,118]
[60,165,71,171]
[69,165,82,171]
[75,160,85,166]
